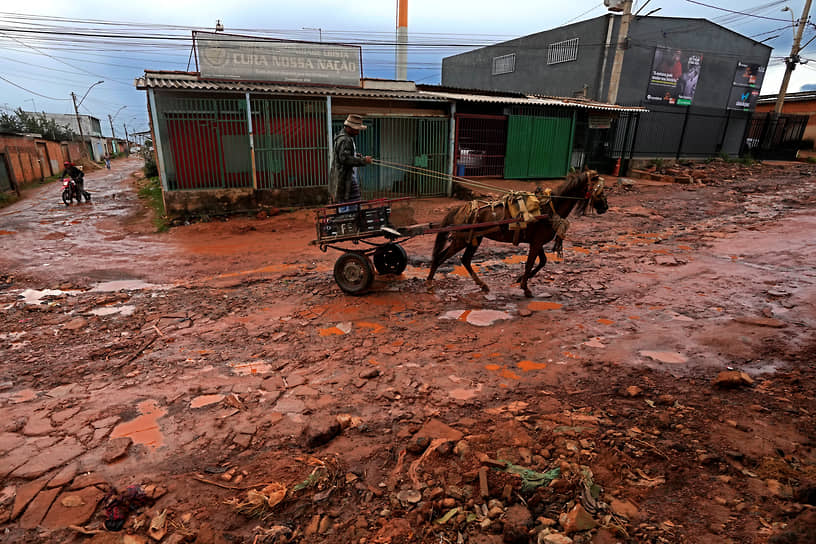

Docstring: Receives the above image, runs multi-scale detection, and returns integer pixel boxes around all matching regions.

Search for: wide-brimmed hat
[344,114,367,130]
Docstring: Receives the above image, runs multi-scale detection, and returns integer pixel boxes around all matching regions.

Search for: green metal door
[504,114,575,178]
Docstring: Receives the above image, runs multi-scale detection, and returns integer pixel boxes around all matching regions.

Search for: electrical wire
[0,73,71,100]
[685,0,797,22]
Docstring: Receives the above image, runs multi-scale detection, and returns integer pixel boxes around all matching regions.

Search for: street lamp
[71,80,104,158]
[108,105,126,140]
[123,116,140,155]
[302,27,322,42]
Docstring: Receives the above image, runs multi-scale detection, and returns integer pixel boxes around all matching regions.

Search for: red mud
[0,158,815,543]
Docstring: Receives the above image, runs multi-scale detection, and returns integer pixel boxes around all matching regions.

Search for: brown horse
[426,170,609,297]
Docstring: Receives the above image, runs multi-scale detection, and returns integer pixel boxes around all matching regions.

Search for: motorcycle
[61,177,91,206]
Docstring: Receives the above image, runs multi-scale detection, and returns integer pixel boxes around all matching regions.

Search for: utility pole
[775,0,813,113]
[108,114,117,139]
[123,123,130,155]
[606,0,633,105]
[71,92,87,158]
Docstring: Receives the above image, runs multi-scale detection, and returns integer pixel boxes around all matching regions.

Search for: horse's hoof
[480,284,490,293]
[523,289,533,298]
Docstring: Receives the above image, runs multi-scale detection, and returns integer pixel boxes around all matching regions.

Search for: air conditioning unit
[604,0,625,12]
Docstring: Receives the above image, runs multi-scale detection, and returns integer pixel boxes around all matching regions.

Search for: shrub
[143,150,158,178]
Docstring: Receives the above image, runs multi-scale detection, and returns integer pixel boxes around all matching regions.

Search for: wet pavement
[0,159,815,543]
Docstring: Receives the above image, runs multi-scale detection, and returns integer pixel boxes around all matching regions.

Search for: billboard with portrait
[645,47,703,106]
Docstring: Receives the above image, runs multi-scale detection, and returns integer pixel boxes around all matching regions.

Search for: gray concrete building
[442,15,772,160]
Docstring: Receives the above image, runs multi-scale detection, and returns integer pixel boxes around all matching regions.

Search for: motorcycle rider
[60,161,87,202]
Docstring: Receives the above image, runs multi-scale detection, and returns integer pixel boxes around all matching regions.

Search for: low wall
[0,135,88,187]
[163,187,329,218]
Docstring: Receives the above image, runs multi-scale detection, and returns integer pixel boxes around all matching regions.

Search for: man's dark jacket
[329,130,366,203]
[60,165,84,181]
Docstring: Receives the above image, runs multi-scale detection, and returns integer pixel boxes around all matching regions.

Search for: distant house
[756,92,816,143]
[29,112,107,162]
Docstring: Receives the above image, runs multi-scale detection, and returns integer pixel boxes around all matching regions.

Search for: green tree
[0,108,75,141]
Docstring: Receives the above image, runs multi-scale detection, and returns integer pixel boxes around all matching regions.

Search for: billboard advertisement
[645,47,702,106]
[732,62,765,88]
[195,31,362,86]
[727,62,766,111]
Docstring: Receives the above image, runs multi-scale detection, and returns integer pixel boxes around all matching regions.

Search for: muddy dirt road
[0,159,815,544]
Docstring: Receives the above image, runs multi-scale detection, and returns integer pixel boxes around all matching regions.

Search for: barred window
[492,53,516,75]
[548,37,579,64]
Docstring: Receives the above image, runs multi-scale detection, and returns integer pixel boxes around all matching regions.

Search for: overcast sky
[1,0,815,137]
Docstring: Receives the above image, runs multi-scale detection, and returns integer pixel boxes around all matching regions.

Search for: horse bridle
[584,176,605,210]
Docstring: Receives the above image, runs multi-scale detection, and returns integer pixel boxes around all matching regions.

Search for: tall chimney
[396,0,408,80]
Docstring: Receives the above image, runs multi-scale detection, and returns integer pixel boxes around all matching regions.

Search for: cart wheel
[334,252,374,295]
[373,243,408,275]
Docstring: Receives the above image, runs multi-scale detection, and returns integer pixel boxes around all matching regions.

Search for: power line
[0,73,71,100]
[685,0,798,22]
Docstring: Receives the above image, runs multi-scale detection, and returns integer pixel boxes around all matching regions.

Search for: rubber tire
[62,189,72,206]
[373,243,408,275]
[333,252,374,295]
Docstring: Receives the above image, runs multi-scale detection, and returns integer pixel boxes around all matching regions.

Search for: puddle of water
[440,309,512,326]
[584,338,606,348]
[90,280,167,292]
[18,289,78,305]
[484,364,521,380]
[528,301,563,311]
[190,394,225,408]
[466,310,512,327]
[517,360,547,371]
[90,305,136,316]
[639,350,688,364]
[440,310,467,321]
[356,321,386,334]
[110,399,167,449]
[228,361,272,375]
[319,322,352,336]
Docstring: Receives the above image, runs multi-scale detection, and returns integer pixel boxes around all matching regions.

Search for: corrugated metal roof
[136,71,647,112]
[136,72,446,102]
[421,90,646,112]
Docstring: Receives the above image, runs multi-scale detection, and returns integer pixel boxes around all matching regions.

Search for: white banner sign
[195,32,361,86]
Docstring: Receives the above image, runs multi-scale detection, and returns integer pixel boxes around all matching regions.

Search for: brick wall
[0,134,89,188]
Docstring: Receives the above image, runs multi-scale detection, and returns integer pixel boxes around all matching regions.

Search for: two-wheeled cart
[313,198,541,295]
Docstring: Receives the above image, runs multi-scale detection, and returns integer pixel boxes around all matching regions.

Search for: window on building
[548,38,579,65]
[492,53,516,75]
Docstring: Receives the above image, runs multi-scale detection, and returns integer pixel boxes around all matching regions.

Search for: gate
[157,96,252,190]
[742,113,810,160]
[454,114,507,177]
[250,98,328,189]
[0,154,11,192]
[36,143,51,177]
[331,116,450,198]
[504,114,575,179]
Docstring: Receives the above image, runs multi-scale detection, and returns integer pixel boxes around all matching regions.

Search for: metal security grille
[250,98,328,189]
[492,53,516,75]
[157,96,251,190]
[331,116,450,198]
[454,114,507,177]
[547,38,579,65]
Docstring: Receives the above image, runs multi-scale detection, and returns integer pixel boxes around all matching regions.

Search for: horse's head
[581,170,608,215]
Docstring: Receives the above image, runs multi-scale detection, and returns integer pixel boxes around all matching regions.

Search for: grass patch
[137,176,169,232]
[807,156,816,164]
